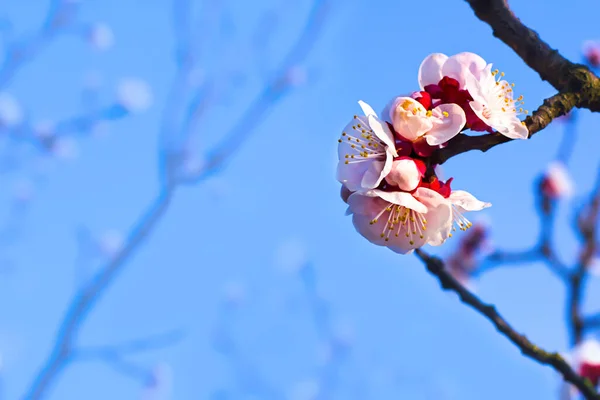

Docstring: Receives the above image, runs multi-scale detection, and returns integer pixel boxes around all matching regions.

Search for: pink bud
[541,162,573,199]
[384,157,423,191]
[584,41,600,67]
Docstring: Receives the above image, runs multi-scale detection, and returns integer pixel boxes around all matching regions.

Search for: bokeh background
[0,0,599,399]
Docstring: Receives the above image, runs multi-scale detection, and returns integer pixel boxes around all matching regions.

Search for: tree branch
[433,92,579,164]
[432,0,600,165]
[414,249,600,400]
[465,0,600,102]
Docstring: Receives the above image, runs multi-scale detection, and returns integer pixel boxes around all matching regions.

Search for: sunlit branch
[415,249,600,400]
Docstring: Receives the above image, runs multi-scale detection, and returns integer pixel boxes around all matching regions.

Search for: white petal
[442,52,487,87]
[414,187,453,245]
[498,118,529,140]
[361,160,387,189]
[358,100,377,117]
[468,101,491,126]
[448,190,491,211]
[346,191,382,216]
[367,114,397,155]
[374,189,428,214]
[385,158,420,192]
[418,53,448,89]
[390,97,432,141]
[464,71,487,104]
[574,339,600,365]
[351,212,426,254]
[425,104,466,145]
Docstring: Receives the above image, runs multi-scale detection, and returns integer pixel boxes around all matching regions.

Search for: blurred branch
[180,0,330,184]
[414,249,600,400]
[76,329,185,358]
[433,92,579,164]
[568,168,600,344]
[0,0,79,88]
[22,1,330,399]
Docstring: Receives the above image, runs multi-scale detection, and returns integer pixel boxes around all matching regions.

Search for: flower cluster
[337,52,529,254]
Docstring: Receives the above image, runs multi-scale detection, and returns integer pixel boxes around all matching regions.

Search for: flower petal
[367,114,397,155]
[442,52,487,87]
[358,100,377,117]
[374,189,428,214]
[385,158,421,192]
[448,190,491,211]
[414,187,453,245]
[390,97,432,142]
[425,104,466,145]
[361,160,388,189]
[418,53,448,89]
[499,118,529,140]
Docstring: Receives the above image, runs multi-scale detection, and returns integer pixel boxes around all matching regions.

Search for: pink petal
[500,118,529,140]
[425,104,466,146]
[385,158,421,192]
[414,187,453,246]
[390,97,432,142]
[448,190,491,211]
[361,159,388,189]
[418,53,448,89]
[442,52,487,87]
[358,100,377,117]
[374,189,428,214]
[367,114,396,154]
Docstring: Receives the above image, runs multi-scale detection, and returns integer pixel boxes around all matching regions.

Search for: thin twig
[22,2,329,398]
[414,249,600,400]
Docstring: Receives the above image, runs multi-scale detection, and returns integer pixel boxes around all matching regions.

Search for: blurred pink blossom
[445,220,491,287]
[98,230,124,258]
[564,339,600,395]
[583,41,600,67]
[0,93,23,127]
[541,162,574,199]
[51,137,79,160]
[117,78,153,113]
[141,363,172,400]
[284,66,308,87]
[88,23,114,51]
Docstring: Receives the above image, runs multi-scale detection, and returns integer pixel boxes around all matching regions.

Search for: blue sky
[0,0,599,399]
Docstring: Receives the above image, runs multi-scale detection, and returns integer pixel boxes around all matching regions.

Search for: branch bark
[431,0,600,165]
[414,249,600,400]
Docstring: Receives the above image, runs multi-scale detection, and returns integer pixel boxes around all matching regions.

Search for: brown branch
[414,249,600,400]
[432,0,600,165]
[433,92,579,164]
[465,0,600,103]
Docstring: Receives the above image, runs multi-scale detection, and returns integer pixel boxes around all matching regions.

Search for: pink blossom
[88,23,114,51]
[540,161,574,199]
[337,101,397,192]
[564,339,600,395]
[419,52,528,139]
[445,221,491,286]
[387,96,466,145]
[0,93,23,127]
[141,363,172,400]
[583,41,600,67]
[117,78,153,113]
[346,188,452,254]
[384,157,426,192]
